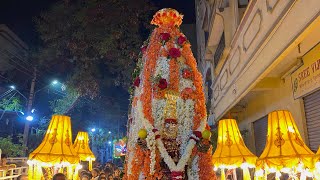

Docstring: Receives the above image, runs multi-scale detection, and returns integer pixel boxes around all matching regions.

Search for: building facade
[196,0,320,154]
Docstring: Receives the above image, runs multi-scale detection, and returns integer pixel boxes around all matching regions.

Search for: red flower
[160,33,170,41]
[169,48,181,58]
[182,69,192,79]
[158,78,168,89]
[184,87,193,94]
[133,77,140,87]
[177,35,187,45]
[141,46,147,54]
[193,131,202,138]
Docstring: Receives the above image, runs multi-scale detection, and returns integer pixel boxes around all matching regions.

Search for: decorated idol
[124,9,217,180]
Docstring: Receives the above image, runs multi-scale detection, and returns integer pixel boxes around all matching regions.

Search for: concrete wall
[236,75,307,152]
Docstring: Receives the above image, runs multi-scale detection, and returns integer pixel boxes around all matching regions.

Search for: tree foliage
[0,96,23,111]
[0,135,26,157]
[34,0,156,98]
[49,86,80,114]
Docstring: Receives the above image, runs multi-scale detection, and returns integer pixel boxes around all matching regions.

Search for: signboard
[292,43,320,99]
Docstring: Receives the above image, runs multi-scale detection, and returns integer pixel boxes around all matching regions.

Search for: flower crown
[151,8,183,27]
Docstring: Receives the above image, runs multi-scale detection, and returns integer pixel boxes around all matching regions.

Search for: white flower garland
[155,55,170,80]
[180,78,195,91]
[188,155,199,180]
[145,129,156,175]
[152,99,166,130]
[177,99,194,155]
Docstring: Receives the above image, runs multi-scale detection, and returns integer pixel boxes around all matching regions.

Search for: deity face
[163,122,178,139]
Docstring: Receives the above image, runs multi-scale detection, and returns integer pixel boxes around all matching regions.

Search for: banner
[292,43,320,99]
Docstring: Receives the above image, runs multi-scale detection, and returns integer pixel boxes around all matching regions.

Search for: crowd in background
[79,161,123,180]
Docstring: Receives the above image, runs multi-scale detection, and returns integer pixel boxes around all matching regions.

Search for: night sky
[0,0,195,46]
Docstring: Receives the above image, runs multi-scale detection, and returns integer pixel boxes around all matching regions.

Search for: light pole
[21,72,61,155]
[22,67,36,155]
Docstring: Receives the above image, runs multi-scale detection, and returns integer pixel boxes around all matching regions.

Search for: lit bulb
[241,162,249,169]
[281,167,291,173]
[255,169,264,177]
[269,168,277,173]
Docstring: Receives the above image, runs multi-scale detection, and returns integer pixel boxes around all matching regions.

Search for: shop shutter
[253,116,268,156]
[304,90,320,151]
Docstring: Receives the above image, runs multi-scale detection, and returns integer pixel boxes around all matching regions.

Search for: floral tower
[124,9,216,180]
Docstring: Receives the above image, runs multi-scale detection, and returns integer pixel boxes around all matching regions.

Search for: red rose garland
[182,69,192,79]
[177,35,187,45]
[158,78,168,89]
[169,48,181,58]
[141,46,147,54]
[160,33,170,42]
[133,77,140,87]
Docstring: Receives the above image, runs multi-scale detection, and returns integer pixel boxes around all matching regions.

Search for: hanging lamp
[313,147,320,179]
[255,110,314,180]
[73,131,95,171]
[212,119,257,180]
[28,115,81,179]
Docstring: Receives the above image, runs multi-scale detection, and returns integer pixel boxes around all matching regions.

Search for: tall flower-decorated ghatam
[124,8,217,180]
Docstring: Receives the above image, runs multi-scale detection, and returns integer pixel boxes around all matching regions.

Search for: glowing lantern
[73,131,95,171]
[28,115,80,179]
[212,119,257,180]
[256,110,314,180]
[313,147,320,179]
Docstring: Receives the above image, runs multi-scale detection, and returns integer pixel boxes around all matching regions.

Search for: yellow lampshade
[29,115,80,165]
[212,119,257,168]
[313,148,320,179]
[256,110,314,178]
[73,131,95,161]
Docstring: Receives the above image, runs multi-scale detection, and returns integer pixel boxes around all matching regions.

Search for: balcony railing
[0,167,28,180]
[212,0,320,119]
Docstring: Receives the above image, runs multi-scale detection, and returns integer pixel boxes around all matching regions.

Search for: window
[253,115,268,156]
[214,32,225,67]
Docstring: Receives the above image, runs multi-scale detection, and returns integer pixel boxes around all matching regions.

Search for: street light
[108,131,111,134]
[91,128,96,132]
[52,80,59,85]
[108,141,112,145]
[9,85,15,90]
[26,115,34,121]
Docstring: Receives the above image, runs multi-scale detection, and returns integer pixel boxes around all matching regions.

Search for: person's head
[104,168,112,176]
[80,172,92,180]
[108,174,114,180]
[99,177,107,180]
[80,174,89,180]
[0,154,7,166]
[91,168,100,178]
[52,173,66,180]
[113,169,121,177]
[17,174,28,180]
[100,172,106,178]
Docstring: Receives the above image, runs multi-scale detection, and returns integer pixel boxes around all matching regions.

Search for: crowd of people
[79,162,123,180]
[1,153,123,180]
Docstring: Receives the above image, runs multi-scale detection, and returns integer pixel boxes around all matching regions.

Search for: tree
[0,135,26,157]
[0,96,23,111]
[34,0,156,98]
[49,86,80,114]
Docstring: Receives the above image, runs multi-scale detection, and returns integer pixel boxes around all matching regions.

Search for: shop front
[292,43,320,151]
